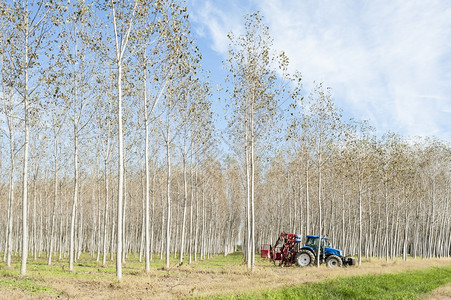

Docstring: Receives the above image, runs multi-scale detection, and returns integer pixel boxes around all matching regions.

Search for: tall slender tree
[225,12,289,270]
[0,6,18,266]
[300,83,342,267]
[6,0,56,275]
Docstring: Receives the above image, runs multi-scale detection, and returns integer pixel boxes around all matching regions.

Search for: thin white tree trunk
[116,61,124,279]
[144,80,150,272]
[159,189,165,260]
[5,96,15,267]
[38,193,43,258]
[32,171,37,261]
[317,147,322,268]
[165,122,171,269]
[69,126,79,272]
[96,173,102,262]
[250,101,255,271]
[385,186,389,262]
[194,168,199,262]
[102,159,109,266]
[245,126,251,268]
[188,160,194,263]
[358,176,362,266]
[21,23,30,276]
[317,167,322,268]
[122,163,127,263]
[48,136,59,265]
[403,208,409,261]
[150,173,155,262]
[179,156,188,263]
[139,173,145,262]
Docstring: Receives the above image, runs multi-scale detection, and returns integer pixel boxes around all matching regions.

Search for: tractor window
[306,237,319,249]
[320,238,331,248]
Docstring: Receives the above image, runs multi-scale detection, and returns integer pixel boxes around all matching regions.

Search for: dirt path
[423,283,451,300]
[1,257,451,299]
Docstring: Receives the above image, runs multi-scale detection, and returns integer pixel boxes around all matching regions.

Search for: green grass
[0,251,233,281]
[2,252,449,299]
[0,275,59,295]
[208,265,451,300]
[190,252,245,268]
[0,251,241,296]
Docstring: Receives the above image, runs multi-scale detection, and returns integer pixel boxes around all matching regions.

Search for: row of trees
[0,1,449,280]
[0,0,219,279]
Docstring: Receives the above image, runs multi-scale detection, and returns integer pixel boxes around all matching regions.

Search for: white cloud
[189,0,451,141]
[188,0,245,54]
[258,0,451,140]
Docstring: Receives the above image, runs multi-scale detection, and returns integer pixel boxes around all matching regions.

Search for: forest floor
[0,252,450,299]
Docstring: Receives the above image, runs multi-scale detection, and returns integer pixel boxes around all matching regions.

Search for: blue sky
[186,0,451,141]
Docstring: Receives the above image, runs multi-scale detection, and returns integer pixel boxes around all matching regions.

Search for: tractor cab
[301,235,343,257]
[304,235,320,250]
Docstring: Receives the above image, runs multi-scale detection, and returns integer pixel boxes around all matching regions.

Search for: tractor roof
[306,235,328,239]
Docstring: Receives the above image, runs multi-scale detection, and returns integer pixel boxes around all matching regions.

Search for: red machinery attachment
[269,232,301,266]
[261,244,271,258]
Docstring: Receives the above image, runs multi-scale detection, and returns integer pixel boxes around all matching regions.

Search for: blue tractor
[295,235,355,267]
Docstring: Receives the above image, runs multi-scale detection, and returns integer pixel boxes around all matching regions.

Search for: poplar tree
[0,3,18,267]
[225,12,288,270]
[301,83,342,267]
[6,0,58,276]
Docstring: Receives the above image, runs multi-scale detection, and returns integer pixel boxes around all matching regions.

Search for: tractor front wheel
[326,255,343,267]
[295,250,315,267]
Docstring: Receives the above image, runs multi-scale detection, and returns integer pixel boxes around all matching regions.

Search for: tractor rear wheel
[326,255,343,267]
[295,250,315,267]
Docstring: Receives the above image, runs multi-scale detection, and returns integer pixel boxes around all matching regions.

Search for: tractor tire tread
[295,250,315,267]
[326,254,343,267]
